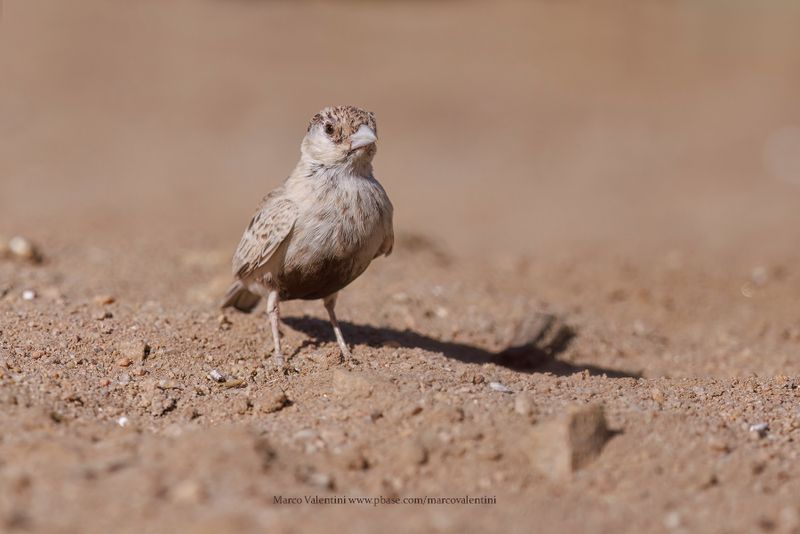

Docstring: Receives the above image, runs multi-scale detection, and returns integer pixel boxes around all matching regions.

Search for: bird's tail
[221,281,261,313]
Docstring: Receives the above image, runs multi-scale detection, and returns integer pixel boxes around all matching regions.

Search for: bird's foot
[338,343,360,366]
[270,350,287,370]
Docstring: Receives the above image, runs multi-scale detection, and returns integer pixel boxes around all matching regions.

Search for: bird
[221,105,394,366]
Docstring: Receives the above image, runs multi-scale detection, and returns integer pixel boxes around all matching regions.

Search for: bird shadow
[281,316,639,378]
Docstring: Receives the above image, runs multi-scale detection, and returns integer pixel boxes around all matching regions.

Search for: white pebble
[207,369,225,382]
[117,416,129,427]
[21,290,36,301]
[489,381,513,393]
[749,422,769,438]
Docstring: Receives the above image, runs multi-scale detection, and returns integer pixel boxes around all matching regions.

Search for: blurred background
[2,0,800,260]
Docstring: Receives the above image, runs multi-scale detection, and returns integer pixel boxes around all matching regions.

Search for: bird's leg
[266,289,284,366]
[323,293,352,361]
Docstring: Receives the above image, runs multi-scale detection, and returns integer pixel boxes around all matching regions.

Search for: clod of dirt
[117,340,150,362]
[526,404,612,480]
[514,392,537,420]
[116,357,132,368]
[332,369,377,399]
[233,397,251,415]
[254,388,290,414]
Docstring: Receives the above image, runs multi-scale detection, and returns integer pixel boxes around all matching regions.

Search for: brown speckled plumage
[222,106,393,365]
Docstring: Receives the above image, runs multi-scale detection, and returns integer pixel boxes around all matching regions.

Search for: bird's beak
[350,124,377,150]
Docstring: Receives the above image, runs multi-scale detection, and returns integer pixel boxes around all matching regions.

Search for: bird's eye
[324,123,335,136]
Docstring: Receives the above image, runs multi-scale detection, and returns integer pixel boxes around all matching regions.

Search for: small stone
[151,396,177,417]
[21,290,36,301]
[308,472,334,489]
[116,340,149,363]
[116,357,132,368]
[651,387,666,404]
[514,392,536,419]
[525,404,611,480]
[8,236,42,263]
[207,369,225,383]
[217,314,232,330]
[489,381,513,393]
[93,308,113,320]
[117,416,130,427]
[222,379,245,389]
[255,388,290,414]
[749,422,769,439]
[93,295,115,306]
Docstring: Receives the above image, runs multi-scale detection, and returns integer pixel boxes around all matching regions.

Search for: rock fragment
[526,404,612,480]
[254,388,290,414]
[117,340,149,362]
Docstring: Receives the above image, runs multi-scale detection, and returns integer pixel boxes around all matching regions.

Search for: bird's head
[301,106,378,171]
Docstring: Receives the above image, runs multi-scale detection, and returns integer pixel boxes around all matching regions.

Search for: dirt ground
[3,1,800,532]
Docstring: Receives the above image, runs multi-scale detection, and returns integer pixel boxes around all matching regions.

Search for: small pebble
[489,381,513,393]
[8,236,42,263]
[207,369,225,383]
[117,416,130,427]
[93,295,116,306]
[749,422,769,439]
[22,290,36,301]
[256,389,290,414]
[116,357,132,368]
[222,379,245,389]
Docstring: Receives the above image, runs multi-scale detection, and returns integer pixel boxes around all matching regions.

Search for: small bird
[222,106,394,365]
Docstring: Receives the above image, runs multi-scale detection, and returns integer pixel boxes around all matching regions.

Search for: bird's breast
[277,177,390,300]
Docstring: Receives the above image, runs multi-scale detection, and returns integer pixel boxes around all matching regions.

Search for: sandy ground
[3,1,800,532]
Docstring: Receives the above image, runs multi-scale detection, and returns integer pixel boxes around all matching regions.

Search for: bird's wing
[232,189,298,279]
[375,201,394,258]
[376,227,394,258]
